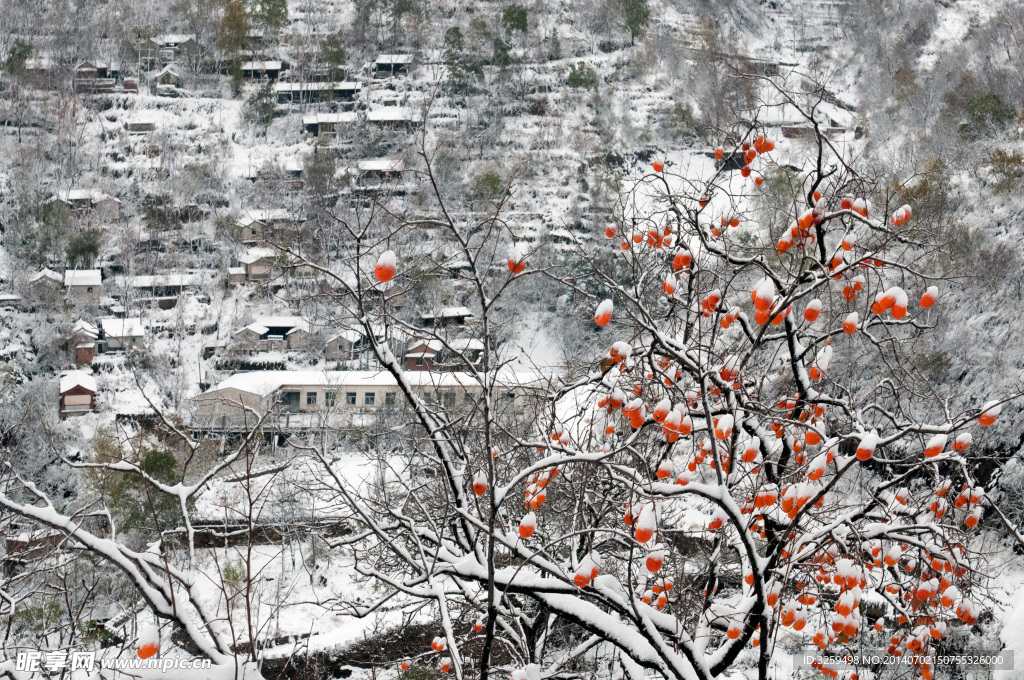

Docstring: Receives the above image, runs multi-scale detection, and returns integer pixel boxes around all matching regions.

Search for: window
[385,392,396,405]
[415,357,423,366]
[441,392,454,407]
[463,393,473,405]
[364,392,375,406]
[346,392,356,405]
[306,392,317,406]
[325,392,336,407]
[87,287,93,293]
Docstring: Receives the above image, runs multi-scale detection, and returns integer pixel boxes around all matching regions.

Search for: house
[64,270,102,304]
[238,249,277,281]
[126,113,158,133]
[0,293,23,310]
[126,273,200,297]
[152,64,180,87]
[404,339,440,370]
[156,34,200,65]
[227,267,247,285]
[59,371,97,418]
[404,338,484,371]
[302,111,357,137]
[358,158,405,183]
[73,61,116,93]
[100,317,145,351]
[69,320,99,365]
[241,60,284,80]
[48,190,121,221]
[420,306,474,328]
[274,81,361,104]
[23,57,58,89]
[326,328,384,363]
[374,54,413,78]
[195,369,542,429]
[136,36,197,68]
[366,108,420,130]
[237,209,305,245]
[28,269,64,299]
[232,316,310,352]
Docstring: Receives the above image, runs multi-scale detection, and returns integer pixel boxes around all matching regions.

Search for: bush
[244,81,277,129]
[566,62,598,90]
[985,149,1024,193]
[474,170,503,197]
[952,90,1018,140]
[502,5,528,34]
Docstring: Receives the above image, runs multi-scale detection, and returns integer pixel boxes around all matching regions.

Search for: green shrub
[567,62,598,90]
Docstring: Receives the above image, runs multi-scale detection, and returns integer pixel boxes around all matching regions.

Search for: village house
[126,112,159,134]
[404,338,484,371]
[358,158,405,184]
[152,64,180,88]
[73,61,117,93]
[227,267,247,285]
[28,269,64,300]
[69,319,100,365]
[64,270,102,304]
[326,327,385,364]
[232,316,310,352]
[137,34,200,68]
[373,54,413,78]
[404,339,440,370]
[237,249,277,281]
[274,81,361,104]
[100,317,145,351]
[241,60,284,80]
[420,306,475,328]
[48,190,121,221]
[302,111,357,137]
[59,371,97,418]
[23,57,58,89]
[366,108,420,130]
[237,209,305,245]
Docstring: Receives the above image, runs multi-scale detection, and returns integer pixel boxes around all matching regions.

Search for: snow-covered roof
[327,329,364,344]
[72,319,100,338]
[358,158,405,172]
[450,338,485,351]
[242,60,283,70]
[158,34,196,45]
[376,54,413,64]
[154,64,179,78]
[127,274,199,289]
[64,270,102,288]
[366,108,419,123]
[238,208,297,226]
[302,112,358,126]
[237,316,310,336]
[101,317,144,338]
[238,248,277,265]
[52,189,118,204]
[30,268,63,284]
[227,266,246,275]
[60,371,96,394]
[202,369,529,398]
[421,306,474,320]
[274,81,360,92]
[406,340,443,358]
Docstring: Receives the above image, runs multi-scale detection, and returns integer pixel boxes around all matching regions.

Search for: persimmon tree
[286,101,1024,680]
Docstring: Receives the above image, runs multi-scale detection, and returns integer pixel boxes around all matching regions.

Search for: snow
[101,317,144,338]
[63,269,102,287]
[59,370,96,394]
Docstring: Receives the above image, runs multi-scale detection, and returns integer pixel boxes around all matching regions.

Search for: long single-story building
[194,369,545,430]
